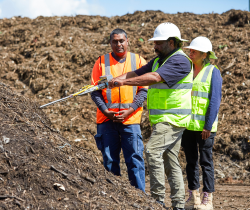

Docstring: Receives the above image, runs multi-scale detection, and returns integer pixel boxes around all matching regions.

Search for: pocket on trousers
[94,134,103,151]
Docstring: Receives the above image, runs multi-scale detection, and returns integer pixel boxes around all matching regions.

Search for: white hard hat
[149,22,188,42]
[184,36,217,59]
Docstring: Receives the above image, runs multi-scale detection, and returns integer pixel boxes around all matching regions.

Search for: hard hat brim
[184,46,217,59]
[148,37,188,42]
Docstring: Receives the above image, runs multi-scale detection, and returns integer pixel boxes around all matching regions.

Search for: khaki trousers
[145,122,185,208]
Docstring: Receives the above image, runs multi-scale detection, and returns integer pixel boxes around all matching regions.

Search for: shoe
[185,189,201,209]
[198,192,213,210]
[156,200,169,209]
[156,200,166,207]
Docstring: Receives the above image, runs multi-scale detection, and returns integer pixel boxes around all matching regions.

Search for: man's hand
[113,108,134,123]
[108,78,124,89]
[103,109,119,120]
[201,129,211,140]
[108,72,137,89]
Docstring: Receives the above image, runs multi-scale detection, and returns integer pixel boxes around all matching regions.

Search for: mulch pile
[0,9,250,201]
[0,82,160,209]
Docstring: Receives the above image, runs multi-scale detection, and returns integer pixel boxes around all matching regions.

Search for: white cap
[184,36,217,59]
[149,22,188,42]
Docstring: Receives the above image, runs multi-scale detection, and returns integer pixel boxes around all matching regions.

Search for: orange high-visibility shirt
[91,52,147,124]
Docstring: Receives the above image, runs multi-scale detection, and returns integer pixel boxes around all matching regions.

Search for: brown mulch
[0,83,160,209]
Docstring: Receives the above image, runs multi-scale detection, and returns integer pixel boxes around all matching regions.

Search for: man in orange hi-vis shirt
[91,28,147,192]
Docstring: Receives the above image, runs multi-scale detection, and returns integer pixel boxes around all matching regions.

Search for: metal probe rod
[39,82,108,108]
[39,75,112,109]
[39,95,72,108]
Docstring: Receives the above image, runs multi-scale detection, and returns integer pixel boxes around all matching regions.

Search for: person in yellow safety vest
[109,22,192,210]
[181,36,222,210]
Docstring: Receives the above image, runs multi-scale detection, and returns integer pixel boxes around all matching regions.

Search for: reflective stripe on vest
[187,64,220,132]
[149,82,193,90]
[147,49,193,127]
[192,91,210,99]
[104,53,139,109]
[192,114,218,122]
[150,109,192,115]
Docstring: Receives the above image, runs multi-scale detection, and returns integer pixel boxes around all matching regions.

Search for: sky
[0,0,248,19]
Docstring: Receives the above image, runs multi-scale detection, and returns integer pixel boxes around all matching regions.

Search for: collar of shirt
[158,48,180,66]
[111,52,126,63]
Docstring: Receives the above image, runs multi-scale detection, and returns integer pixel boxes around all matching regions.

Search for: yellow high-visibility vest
[187,63,221,132]
[147,49,193,127]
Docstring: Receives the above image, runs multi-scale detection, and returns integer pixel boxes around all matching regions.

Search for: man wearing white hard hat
[109,22,193,210]
[181,36,222,210]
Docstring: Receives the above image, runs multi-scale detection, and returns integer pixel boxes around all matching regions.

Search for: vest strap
[201,65,214,82]
[130,53,138,101]
[130,53,136,71]
[104,54,111,75]
[152,60,159,71]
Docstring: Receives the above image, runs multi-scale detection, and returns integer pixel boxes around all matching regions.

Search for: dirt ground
[0,9,250,209]
[156,183,250,210]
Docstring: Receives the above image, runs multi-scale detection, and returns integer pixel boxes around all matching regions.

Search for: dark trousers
[181,129,215,193]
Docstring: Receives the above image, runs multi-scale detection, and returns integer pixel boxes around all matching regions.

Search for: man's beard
[155,44,172,59]
[155,49,162,57]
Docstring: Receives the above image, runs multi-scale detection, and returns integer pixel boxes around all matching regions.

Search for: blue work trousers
[181,129,216,193]
[94,120,145,192]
